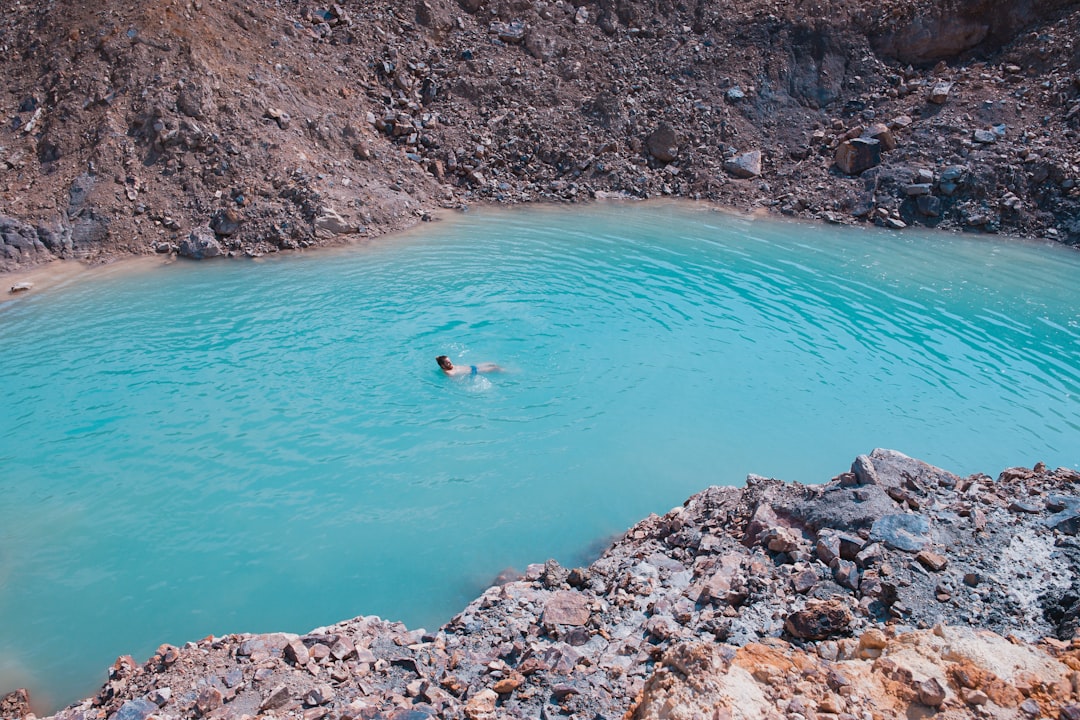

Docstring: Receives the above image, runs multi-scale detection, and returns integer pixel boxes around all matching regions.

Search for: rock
[489,21,525,43]
[723,150,761,179]
[265,107,291,130]
[9,281,32,293]
[928,82,953,104]
[915,676,947,707]
[792,568,818,593]
[303,684,334,706]
[285,638,310,666]
[761,526,799,552]
[917,195,942,217]
[1044,495,1080,534]
[149,687,172,706]
[646,124,678,163]
[784,600,852,640]
[831,557,860,590]
[726,86,745,102]
[857,628,887,658]
[209,208,243,236]
[1019,698,1040,716]
[834,138,881,175]
[0,690,31,720]
[973,129,997,144]
[314,209,360,237]
[904,183,932,196]
[870,513,930,552]
[178,228,223,260]
[195,687,223,716]
[492,673,524,694]
[111,698,158,720]
[464,688,498,720]
[851,454,880,485]
[259,684,292,712]
[542,590,591,626]
[862,123,896,151]
[915,550,947,571]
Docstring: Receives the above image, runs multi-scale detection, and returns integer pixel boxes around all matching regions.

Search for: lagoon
[1,202,1079,710]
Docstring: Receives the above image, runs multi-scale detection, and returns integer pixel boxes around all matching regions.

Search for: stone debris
[2,0,1080,273]
[6,450,1079,720]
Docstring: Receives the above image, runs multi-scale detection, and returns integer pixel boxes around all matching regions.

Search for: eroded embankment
[2,0,1080,276]
[4,449,1080,720]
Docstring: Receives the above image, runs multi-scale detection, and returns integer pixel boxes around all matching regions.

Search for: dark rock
[831,558,860,590]
[1044,496,1080,535]
[1,215,50,270]
[210,208,243,236]
[834,138,881,175]
[792,568,818,594]
[784,600,852,640]
[917,195,942,217]
[861,123,896,151]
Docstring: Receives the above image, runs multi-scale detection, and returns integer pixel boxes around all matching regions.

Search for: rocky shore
[2,0,1080,276]
[5,449,1080,720]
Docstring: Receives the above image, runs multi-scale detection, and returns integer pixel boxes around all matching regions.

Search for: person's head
[436,355,453,370]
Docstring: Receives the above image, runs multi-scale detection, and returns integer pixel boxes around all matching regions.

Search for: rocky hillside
[4,450,1080,719]
[2,0,1080,273]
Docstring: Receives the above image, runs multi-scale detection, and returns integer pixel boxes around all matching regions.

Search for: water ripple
[2,204,1080,710]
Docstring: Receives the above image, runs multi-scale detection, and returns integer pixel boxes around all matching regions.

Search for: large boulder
[834,138,881,175]
[179,229,223,260]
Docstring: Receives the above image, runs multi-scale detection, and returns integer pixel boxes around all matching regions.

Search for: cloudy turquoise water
[1,202,1078,709]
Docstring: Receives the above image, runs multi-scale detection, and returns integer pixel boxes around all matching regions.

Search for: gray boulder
[179,229,223,260]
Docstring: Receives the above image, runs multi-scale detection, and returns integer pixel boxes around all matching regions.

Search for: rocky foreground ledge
[5,449,1080,720]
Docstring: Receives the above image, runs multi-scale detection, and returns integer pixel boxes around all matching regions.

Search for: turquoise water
[1,202,1079,710]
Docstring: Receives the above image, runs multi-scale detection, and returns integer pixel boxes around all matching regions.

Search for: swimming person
[436,355,502,376]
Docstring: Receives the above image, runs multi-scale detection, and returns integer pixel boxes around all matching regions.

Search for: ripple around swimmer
[1,201,1080,710]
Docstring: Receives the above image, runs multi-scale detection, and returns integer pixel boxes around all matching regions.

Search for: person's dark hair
[436,355,453,370]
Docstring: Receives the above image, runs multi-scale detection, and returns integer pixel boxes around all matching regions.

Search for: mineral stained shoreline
[2,0,1080,278]
[5,449,1080,720]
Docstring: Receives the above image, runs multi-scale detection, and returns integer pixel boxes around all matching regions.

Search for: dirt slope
[1,0,1079,273]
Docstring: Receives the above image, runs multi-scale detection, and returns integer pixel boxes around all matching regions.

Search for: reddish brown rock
[784,600,852,640]
[542,591,591,626]
[834,138,881,175]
